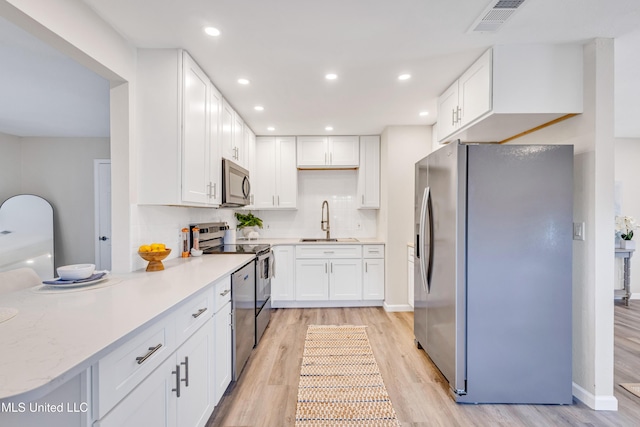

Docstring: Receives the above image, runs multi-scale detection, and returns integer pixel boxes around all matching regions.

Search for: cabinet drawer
[175,287,214,344]
[296,245,362,259]
[213,276,232,313]
[363,245,384,259]
[94,315,175,419]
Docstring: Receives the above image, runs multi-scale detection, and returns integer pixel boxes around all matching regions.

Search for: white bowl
[57,264,95,280]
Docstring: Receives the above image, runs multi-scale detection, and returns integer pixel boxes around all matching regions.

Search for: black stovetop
[202,243,270,255]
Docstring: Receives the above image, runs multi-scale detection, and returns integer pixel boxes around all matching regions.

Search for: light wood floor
[207,303,640,426]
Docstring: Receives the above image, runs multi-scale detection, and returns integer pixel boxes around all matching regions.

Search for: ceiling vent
[468,0,528,33]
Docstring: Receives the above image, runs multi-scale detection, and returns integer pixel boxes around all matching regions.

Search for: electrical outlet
[573,222,585,241]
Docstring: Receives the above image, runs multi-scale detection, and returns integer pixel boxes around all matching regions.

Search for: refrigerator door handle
[426,187,435,292]
[419,187,430,293]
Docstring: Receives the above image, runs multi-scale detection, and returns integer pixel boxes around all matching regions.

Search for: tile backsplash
[132,169,377,268]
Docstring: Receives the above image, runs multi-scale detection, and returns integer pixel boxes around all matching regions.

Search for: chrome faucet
[321,200,330,239]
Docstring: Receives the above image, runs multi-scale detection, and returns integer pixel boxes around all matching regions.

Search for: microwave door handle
[418,187,429,294]
[242,176,251,199]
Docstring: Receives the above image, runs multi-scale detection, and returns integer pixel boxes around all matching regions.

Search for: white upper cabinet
[437,44,583,144]
[234,112,245,167]
[137,49,221,207]
[357,136,380,209]
[253,137,297,209]
[181,53,210,205]
[208,85,223,205]
[221,98,235,162]
[297,136,359,168]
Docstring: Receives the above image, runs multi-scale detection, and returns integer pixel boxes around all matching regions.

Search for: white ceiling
[1,0,640,138]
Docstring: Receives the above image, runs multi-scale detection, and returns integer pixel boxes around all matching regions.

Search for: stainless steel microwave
[222,159,250,207]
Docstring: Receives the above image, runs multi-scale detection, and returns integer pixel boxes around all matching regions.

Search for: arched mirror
[0,195,54,279]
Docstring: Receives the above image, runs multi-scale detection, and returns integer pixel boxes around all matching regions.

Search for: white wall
[254,170,377,239]
[0,132,21,203]
[614,137,640,294]
[19,137,110,267]
[379,125,431,310]
[508,39,616,410]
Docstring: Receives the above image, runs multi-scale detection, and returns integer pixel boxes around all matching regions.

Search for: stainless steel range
[190,222,273,380]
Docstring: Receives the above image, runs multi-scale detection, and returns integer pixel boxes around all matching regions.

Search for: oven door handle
[270,251,276,279]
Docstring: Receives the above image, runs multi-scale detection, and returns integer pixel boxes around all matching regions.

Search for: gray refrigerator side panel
[414,158,429,349]
[460,144,573,404]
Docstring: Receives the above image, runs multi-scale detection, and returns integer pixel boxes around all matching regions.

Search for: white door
[253,137,276,209]
[329,259,362,300]
[296,136,327,167]
[436,81,460,142]
[295,259,329,300]
[94,160,112,271]
[276,137,297,208]
[363,258,385,300]
[271,246,295,302]
[328,136,359,167]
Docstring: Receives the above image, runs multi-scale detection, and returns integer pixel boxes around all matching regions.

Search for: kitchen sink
[299,238,359,242]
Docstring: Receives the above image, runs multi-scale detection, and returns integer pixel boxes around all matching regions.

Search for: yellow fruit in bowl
[150,243,166,252]
[139,244,151,253]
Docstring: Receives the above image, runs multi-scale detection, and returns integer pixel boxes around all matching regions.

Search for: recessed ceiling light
[325,73,338,80]
[204,27,221,37]
[254,106,264,111]
[398,74,411,81]
[419,111,429,116]
[267,127,275,131]
[325,126,333,131]
[237,78,250,85]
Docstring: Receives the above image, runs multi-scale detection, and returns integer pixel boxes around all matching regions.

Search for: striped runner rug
[295,325,400,426]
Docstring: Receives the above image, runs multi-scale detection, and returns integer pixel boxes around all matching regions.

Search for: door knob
[99,236,109,241]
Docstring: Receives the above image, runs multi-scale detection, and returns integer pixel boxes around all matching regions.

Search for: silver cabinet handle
[272,195,275,206]
[330,262,333,273]
[220,289,231,297]
[365,262,368,273]
[457,106,462,124]
[172,365,181,397]
[362,194,364,204]
[277,195,280,206]
[325,263,327,273]
[324,251,334,254]
[181,356,189,387]
[136,343,162,365]
[192,307,207,318]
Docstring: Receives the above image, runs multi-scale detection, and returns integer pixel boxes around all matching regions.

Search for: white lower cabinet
[213,300,232,403]
[97,318,214,427]
[363,258,384,300]
[408,246,414,309]
[295,259,330,300]
[328,259,362,300]
[271,246,295,304]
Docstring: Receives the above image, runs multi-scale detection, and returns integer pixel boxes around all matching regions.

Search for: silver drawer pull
[172,364,181,397]
[136,343,162,365]
[324,251,335,254]
[192,308,208,318]
[219,289,231,297]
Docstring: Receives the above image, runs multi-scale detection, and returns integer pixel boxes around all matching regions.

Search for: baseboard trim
[572,382,618,411]
[271,300,383,309]
[383,302,413,312]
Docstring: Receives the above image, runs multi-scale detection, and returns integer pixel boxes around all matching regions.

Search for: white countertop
[0,254,254,402]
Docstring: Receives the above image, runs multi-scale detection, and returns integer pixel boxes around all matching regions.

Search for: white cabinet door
[214,301,232,404]
[253,137,277,208]
[458,49,492,127]
[221,99,235,161]
[295,259,329,300]
[437,80,460,142]
[297,136,327,167]
[276,137,297,208]
[328,136,359,167]
[175,319,215,427]
[272,246,295,303]
[96,355,176,427]
[357,136,380,209]
[234,113,245,167]
[181,52,210,205]
[363,258,384,300]
[329,259,362,300]
[208,85,223,205]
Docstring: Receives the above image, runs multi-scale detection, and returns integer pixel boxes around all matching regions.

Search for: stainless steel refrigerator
[414,140,573,404]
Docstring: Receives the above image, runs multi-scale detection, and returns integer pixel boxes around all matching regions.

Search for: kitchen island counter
[0,253,254,402]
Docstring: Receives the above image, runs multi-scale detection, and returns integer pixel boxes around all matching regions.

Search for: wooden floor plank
[208,303,640,426]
